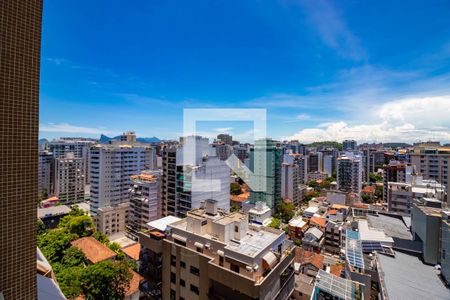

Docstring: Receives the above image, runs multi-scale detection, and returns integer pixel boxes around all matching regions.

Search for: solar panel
[345,229,365,269]
[362,241,383,253]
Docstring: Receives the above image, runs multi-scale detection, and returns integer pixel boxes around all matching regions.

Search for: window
[180,278,185,287]
[230,263,239,273]
[170,289,176,300]
[180,261,186,268]
[190,284,199,295]
[234,225,239,232]
[219,256,224,266]
[170,272,176,284]
[171,255,176,267]
[190,266,200,276]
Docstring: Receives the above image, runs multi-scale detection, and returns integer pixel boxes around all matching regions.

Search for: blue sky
[40,0,450,143]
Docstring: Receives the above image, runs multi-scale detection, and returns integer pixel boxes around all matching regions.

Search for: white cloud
[297,0,366,61]
[286,95,450,143]
[39,123,116,135]
[296,113,311,120]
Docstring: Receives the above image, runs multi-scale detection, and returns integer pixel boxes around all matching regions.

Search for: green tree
[62,246,86,267]
[276,201,295,223]
[307,180,319,189]
[92,231,110,244]
[375,185,383,199]
[268,218,281,229]
[361,194,371,203]
[37,228,78,263]
[108,242,122,252]
[37,219,46,235]
[369,173,383,183]
[57,266,84,298]
[230,182,241,195]
[80,261,132,300]
[62,215,95,237]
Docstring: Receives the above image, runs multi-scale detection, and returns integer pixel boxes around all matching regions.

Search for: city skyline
[39,0,450,143]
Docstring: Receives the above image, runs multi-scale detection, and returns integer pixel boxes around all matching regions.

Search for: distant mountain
[382,142,412,149]
[38,138,49,145]
[99,134,160,144]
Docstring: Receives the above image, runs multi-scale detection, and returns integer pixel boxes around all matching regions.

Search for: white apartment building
[38,150,53,198]
[282,153,307,206]
[54,152,85,204]
[336,152,363,194]
[50,138,96,184]
[128,170,162,236]
[90,144,156,216]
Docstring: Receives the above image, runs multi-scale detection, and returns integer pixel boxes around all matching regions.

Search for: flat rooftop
[367,214,412,240]
[38,205,71,219]
[147,215,182,231]
[377,252,450,300]
[224,228,281,257]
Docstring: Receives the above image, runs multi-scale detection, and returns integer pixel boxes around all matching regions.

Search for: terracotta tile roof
[230,192,249,203]
[310,216,326,228]
[330,204,349,210]
[362,186,376,193]
[327,209,338,215]
[330,264,344,277]
[352,202,369,209]
[72,237,117,264]
[121,243,141,261]
[295,247,324,270]
[125,270,144,297]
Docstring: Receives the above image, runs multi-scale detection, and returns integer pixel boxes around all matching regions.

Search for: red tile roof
[121,243,141,261]
[295,247,324,270]
[330,264,344,277]
[72,237,117,264]
[310,216,326,228]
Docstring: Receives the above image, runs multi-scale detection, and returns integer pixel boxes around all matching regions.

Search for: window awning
[262,251,277,269]
[194,242,204,249]
[172,234,187,243]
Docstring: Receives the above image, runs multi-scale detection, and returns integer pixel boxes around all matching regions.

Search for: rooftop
[71,237,116,264]
[367,214,412,240]
[147,215,182,231]
[314,269,362,300]
[224,227,281,257]
[38,205,71,219]
[121,243,141,261]
[358,220,394,244]
[289,217,307,228]
[310,216,326,228]
[295,247,324,270]
[377,252,450,300]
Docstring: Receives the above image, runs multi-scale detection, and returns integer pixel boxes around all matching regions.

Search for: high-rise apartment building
[38,150,54,199]
[307,152,323,173]
[90,144,156,216]
[410,146,450,206]
[162,145,178,217]
[129,171,162,236]
[217,133,233,145]
[54,152,85,204]
[0,0,43,298]
[336,152,363,194]
[138,200,295,300]
[249,139,283,209]
[323,155,334,177]
[175,136,230,217]
[282,153,307,205]
[50,137,96,184]
[342,139,357,151]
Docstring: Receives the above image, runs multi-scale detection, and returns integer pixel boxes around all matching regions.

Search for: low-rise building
[247,201,272,226]
[38,205,71,229]
[94,202,130,236]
